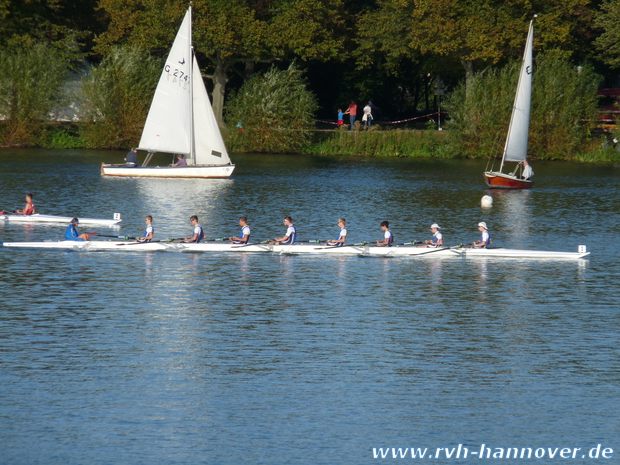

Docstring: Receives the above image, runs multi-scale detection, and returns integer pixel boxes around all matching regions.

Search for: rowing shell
[0,213,122,226]
[1,241,590,259]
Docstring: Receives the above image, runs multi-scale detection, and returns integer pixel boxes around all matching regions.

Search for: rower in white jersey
[325,218,347,246]
[230,217,251,244]
[270,216,296,245]
[184,215,205,243]
[376,220,394,246]
[137,215,154,242]
[472,222,492,248]
[419,223,442,248]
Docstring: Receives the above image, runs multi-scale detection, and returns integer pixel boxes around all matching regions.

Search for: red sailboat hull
[484,171,533,189]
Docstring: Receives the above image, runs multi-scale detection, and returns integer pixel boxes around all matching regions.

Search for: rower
[15,193,35,216]
[137,215,154,242]
[472,222,492,248]
[184,215,205,243]
[376,220,394,246]
[419,223,442,248]
[64,218,90,241]
[270,216,296,245]
[326,218,347,246]
[230,217,251,244]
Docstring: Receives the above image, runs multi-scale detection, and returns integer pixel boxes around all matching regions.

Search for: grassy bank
[305,126,452,158]
[4,122,620,163]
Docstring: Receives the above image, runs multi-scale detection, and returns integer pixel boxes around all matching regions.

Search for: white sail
[192,55,231,164]
[138,9,192,157]
[502,20,534,165]
[102,6,234,178]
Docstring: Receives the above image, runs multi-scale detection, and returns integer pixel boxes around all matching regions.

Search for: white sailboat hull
[101,163,235,178]
[0,213,121,226]
[2,241,589,259]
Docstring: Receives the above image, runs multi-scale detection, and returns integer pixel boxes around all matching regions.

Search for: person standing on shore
[346,100,357,130]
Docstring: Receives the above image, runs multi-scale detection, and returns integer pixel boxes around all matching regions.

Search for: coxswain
[65,218,90,241]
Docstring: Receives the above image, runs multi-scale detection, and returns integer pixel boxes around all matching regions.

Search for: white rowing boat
[0,213,122,226]
[1,241,590,259]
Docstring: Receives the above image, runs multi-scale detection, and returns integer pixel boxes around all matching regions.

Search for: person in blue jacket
[65,218,90,241]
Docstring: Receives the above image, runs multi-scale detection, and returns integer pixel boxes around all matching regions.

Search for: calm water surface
[0,149,619,464]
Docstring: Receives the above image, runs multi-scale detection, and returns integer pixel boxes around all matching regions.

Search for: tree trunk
[460,59,476,96]
[211,52,229,129]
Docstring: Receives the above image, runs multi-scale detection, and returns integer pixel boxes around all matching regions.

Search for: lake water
[0,149,618,464]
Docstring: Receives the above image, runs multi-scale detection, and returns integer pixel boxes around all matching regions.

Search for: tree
[357,0,594,91]
[444,54,599,159]
[79,45,160,148]
[0,43,69,146]
[0,0,100,59]
[594,0,620,69]
[95,0,346,126]
[225,63,318,153]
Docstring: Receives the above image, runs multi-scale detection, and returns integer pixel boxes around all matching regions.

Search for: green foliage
[39,124,86,149]
[0,42,69,146]
[79,45,160,149]
[444,54,600,160]
[226,64,318,153]
[593,0,620,69]
[308,127,448,158]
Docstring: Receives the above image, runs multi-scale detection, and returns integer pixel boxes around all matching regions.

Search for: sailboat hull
[484,171,533,189]
[101,163,235,178]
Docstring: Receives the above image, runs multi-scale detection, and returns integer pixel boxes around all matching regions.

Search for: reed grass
[306,126,450,158]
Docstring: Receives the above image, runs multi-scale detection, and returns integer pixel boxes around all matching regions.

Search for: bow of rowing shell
[1,241,590,259]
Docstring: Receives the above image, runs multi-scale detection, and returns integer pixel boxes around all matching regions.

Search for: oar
[166,237,187,243]
[298,239,325,244]
[88,233,137,240]
[410,244,464,256]
[314,241,372,250]
[202,237,227,242]
[0,208,16,214]
[231,241,271,249]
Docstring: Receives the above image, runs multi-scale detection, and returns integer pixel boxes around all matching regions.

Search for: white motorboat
[1,240,590,259]
[0,213,122,226]
[100,7,234,178]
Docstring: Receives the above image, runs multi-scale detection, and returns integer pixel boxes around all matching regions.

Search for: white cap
[430,223,440,229]
[478,222,488,229]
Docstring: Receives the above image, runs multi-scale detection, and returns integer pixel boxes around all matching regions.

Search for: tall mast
[188,6,195,165]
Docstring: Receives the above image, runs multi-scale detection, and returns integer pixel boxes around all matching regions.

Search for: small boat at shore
[483,19,535,189]
[1,240,589,259]
[0,213,122,226]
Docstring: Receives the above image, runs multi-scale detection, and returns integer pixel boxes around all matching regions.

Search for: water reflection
[0,150,618,465]
[488,189,533,246]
